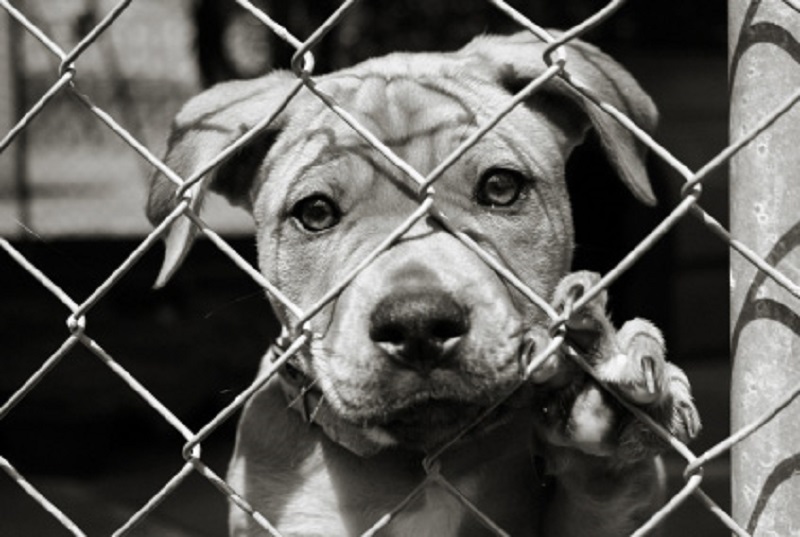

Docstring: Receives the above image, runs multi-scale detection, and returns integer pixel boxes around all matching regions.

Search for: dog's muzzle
[267,314,560,457]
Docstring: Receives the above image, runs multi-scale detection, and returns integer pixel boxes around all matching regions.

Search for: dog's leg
[533,271,700,536]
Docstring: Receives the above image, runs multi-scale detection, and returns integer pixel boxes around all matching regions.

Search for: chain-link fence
[1,0,799,535]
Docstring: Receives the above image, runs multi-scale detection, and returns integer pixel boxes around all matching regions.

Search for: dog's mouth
[368,396,516,452]
[303,293,534,452]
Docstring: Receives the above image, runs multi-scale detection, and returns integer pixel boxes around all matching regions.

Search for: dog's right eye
[476,168,527,208]
[291,195,341,232]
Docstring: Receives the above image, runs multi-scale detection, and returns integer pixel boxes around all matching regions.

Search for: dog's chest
[276,444,479,536]
[376,479,474,537]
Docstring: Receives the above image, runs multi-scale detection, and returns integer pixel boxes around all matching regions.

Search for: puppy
[147,32,700,536]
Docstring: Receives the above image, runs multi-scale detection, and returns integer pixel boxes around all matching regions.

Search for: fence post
[729,2,800,534]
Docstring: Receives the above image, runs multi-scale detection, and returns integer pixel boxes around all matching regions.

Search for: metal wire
[1,1,798,536]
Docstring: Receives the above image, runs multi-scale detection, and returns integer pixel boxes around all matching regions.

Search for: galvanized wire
[1,1,799,536]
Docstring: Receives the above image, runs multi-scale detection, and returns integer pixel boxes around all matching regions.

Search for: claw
[524,329,572,386]
[603,352,660,404]
[524,331,559,383]
[529,352,562,384]
[642,355,656,395]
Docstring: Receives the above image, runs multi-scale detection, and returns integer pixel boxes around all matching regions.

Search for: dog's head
[147,33,656,453]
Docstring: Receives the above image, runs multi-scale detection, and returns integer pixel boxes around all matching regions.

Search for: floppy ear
[146,71,297,287]
[461,31,658,205]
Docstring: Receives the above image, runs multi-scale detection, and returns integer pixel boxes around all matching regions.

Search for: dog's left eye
[291,195,341,232]
[476,169,526,208]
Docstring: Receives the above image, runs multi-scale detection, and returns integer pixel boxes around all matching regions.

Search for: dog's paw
[550,271,613,355]
[599,319,666,405]
[594,319,701,461]
[527,271,614,386]
[532,271,701,463]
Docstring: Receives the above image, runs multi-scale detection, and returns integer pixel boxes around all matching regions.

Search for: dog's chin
[367,399,512,453]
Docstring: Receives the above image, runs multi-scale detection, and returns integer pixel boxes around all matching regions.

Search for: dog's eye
[476,169,526,208]
[291,195,341,232]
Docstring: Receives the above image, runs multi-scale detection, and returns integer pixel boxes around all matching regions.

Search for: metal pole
[729,1,800,534]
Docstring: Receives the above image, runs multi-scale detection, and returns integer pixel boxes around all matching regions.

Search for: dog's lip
[372,397,516,451]
[383,398,480,423]
[330,364,527,423]
[365,390,512,430]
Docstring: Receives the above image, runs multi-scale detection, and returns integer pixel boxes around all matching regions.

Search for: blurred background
[0,1,729,535]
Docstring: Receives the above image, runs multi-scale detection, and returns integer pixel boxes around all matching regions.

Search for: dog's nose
[369,289,470,373]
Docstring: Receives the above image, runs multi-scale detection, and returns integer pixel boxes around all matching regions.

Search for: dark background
[1,1,730,535]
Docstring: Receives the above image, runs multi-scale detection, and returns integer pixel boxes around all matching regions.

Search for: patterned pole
[729,1,800,534]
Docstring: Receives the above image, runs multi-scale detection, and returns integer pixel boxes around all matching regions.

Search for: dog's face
[253,70,579,449]
[147,33,657,452]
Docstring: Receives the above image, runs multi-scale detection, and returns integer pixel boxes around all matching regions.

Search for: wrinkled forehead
[294,74,487,170]
[262,71,564,196]
[323,74,479,143]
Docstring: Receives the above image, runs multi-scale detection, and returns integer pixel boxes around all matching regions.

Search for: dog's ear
[462,32,658,205]
[146,72,297,287]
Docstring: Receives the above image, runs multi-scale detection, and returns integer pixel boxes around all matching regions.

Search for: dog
[147,32,700,536]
